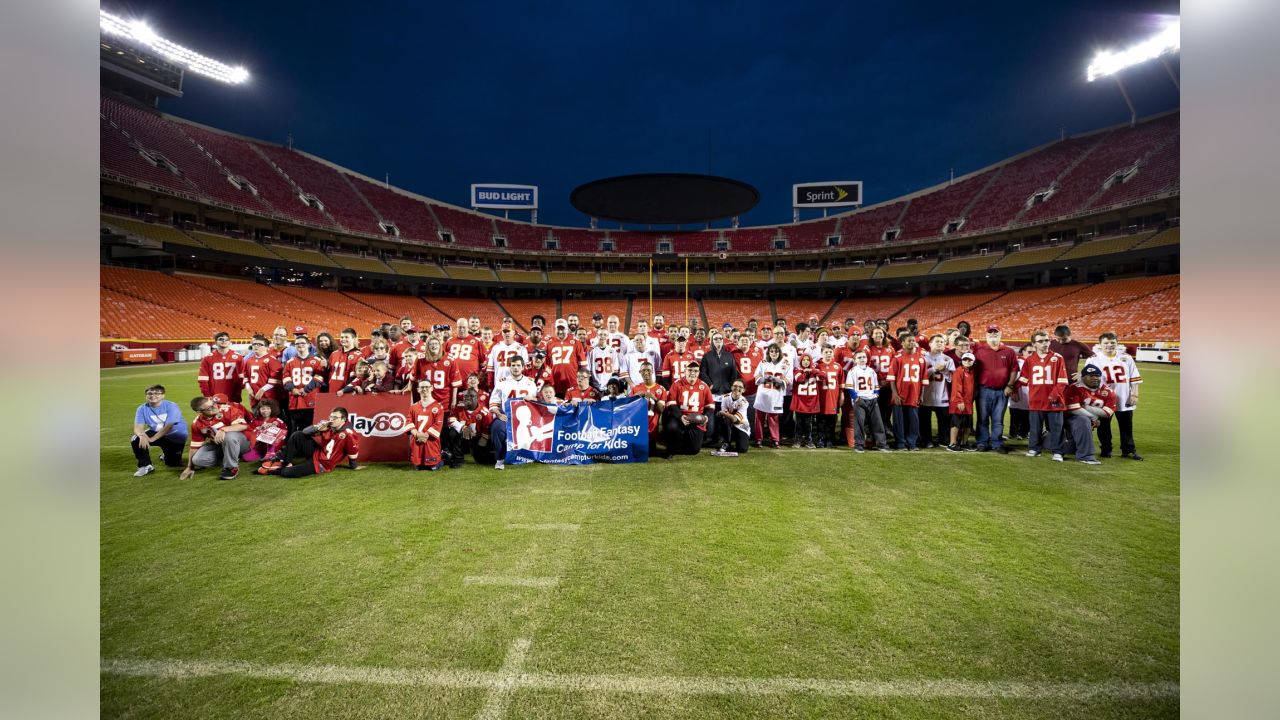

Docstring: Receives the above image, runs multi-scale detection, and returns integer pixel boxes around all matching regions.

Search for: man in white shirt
[919,334,956,449]
[587,331,621,391]
[488,355,540,470]
[487,326,528,388]
[844,351,890,452]
[1083,332,1143,460]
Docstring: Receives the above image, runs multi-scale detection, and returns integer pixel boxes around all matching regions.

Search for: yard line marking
[529,488,590,495]
[463,576,559,589]
[100,656,1178,702]
[506,523,580,532]
[475,639,532,720]
[100,656,497,689]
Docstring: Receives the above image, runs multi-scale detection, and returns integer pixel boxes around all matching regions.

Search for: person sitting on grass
[241,398,287,462]
[130,384,188,477]
[259,407,362,478]
[180,395,249,481]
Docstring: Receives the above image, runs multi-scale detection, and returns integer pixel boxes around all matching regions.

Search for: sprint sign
[314,393,411,462]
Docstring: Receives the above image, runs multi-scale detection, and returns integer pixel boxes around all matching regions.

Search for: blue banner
[505,396,649,465]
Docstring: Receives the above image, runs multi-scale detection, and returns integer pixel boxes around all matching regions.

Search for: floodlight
[100,9,250,85]
[1087,19,1180,82]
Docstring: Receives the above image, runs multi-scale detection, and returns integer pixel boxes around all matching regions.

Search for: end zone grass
[101,362,1179,718]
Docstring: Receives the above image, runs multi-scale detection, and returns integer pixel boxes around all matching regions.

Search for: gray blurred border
[0,1,100,718]
[1182,0,1280,717]
[5,0,1280,717]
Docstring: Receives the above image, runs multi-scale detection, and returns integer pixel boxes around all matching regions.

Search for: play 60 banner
[505,396,649,465]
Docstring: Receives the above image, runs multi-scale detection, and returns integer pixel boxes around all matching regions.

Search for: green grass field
[101,362,1179,719]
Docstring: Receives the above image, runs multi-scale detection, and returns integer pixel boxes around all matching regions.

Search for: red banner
[314,393,412,463]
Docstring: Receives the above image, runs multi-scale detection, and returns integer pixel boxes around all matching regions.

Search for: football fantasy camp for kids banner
[505,396,649,465]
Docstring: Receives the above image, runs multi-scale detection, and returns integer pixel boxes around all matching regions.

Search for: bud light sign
[471,184,538,210]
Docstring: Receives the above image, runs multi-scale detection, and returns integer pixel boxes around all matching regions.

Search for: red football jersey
[199,350,245,402]
[886,350,930,407]
[661,350,698,382]
[188,404,248,452]
[1063,381,1117,418]
[816,360,843,414]
[791,367,822,414]
[247,415,287,448]
[864,345,896,383]
[668,377,714,429]
[949,366,976,414]
[406,399,445,467]
[544,337,585,394]
[394,362,417,391]
[310,424,360,473]
[328,348,364,391]
[630,382,668,433]
[390,339,426,373]
[565,386,599,405]
[240,354,282,406]
[524,364,555,392]
[414,357,462,406]
[445,336,486,379]
[730,344,763,396]
[1018,351,1069,411]
[450,401,493,439]
[283,356,326,410]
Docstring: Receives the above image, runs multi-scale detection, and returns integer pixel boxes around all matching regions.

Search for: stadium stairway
[697,299,710,331]
[768,298,778,324]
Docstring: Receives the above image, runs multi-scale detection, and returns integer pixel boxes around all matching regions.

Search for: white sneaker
[133,465,154,477]
[1025,450,1040,457]
[494,460,505,470]
[1051,453,1064,462]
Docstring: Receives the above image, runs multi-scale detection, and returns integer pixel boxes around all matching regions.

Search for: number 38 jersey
[1083,352,1142,410]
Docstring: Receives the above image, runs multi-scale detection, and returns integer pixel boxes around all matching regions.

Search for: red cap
[986,324,1000,333]
[405,326,418,333]
[848,325,863,334]
[293,325,307,335]
[211,393,229,404]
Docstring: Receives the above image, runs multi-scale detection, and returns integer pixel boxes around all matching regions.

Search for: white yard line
[529,488,591,495]
[505,523,580,532]
[101,655,1178,702]
[462,576,560,589]
[474,639,532,720]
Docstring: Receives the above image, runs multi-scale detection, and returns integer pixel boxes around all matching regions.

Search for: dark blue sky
[112,1,1179,228]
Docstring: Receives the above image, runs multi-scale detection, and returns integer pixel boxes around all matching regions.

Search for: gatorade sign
[471,184,538,210]
[793,181,862,208]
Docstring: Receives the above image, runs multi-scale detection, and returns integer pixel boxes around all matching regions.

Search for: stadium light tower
[99,9,249,85]
[1087,17,1179,126]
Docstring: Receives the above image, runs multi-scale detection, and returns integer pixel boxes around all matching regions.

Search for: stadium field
[101,361,1179,719]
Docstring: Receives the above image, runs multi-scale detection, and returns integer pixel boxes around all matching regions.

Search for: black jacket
[698,346,740,395]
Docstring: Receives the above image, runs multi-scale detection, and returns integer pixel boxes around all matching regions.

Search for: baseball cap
[404,326,418,333]
[674,334,687,341]
[533,349,547,358]
[592,311,603,320]
[293,325,306,335]
[960,352,976,361]
[686,361,700,369]
[848,325,863,334]
[554,319,568,328]
[211,393,229,404]
[1081,365,1103,376]
[830,321,841,330]
[722,322,733,329]
[986,324,1000,333]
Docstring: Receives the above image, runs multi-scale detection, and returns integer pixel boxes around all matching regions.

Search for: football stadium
[100,5,1180,718]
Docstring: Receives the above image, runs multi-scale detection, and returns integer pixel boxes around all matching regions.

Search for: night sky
[108,1,1180,228]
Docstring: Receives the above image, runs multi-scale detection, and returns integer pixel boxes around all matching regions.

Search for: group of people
[128,309,1145,478]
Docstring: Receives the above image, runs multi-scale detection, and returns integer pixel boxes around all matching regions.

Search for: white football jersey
[1084,352,1142,410]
